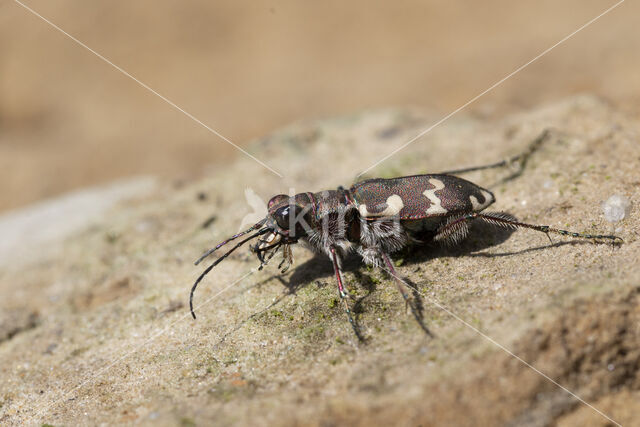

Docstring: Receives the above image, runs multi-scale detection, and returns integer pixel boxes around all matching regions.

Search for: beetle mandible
[189,130,622,337]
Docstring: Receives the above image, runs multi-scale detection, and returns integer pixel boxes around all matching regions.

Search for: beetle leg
[279,244,294,273]
[258,245,279,270]
[475,212,623,244]
[380,252,433,337]
[435,211,623,245]
[433,214,472,245]
[440,129,551,176]
[329,246,362,340]
[380,252,410,302]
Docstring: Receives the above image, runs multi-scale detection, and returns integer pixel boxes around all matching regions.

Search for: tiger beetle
[190,130,623,339]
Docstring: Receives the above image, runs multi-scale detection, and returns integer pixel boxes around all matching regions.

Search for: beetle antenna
[190,227,270,319]
[194,219,267,266]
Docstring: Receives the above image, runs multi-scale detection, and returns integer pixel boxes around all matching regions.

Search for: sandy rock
[0,96,638,426]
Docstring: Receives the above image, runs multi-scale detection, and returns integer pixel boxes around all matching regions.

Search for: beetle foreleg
[257,244,279,270]
[278,244,294,273]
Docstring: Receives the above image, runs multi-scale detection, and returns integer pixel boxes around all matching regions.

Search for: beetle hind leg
[433,215,472,245]
[434,211,622,245]
[474,212,623,244]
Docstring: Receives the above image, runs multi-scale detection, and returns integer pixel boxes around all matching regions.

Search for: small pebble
[601,195,631,223]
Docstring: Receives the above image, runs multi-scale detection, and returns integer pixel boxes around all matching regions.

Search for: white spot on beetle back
[483,190,494,205]
[469,196,483,210]
[423,178,447,214]
[470,189,494,211]
[358,194,404,217]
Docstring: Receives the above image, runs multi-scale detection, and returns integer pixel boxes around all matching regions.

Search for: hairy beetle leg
[436,211,623,245]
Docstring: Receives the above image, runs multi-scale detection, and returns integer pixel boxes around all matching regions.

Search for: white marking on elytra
[470,190,494,211]
[423,178,448,214]
[483,190,495,205]
[469,196,483,210]
[358,194,404,217]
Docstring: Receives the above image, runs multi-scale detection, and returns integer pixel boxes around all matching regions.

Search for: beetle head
[190,193,316,319]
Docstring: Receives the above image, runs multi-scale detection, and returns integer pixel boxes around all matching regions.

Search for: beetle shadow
[286,219,519,289]
[239,217,607,342]
[280,221,515,336]
[401,220,517,265]
[284,218,587,337]
[349,269,381,340]
[402,221,607,264]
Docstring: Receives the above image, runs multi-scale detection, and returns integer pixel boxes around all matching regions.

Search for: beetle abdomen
[350,174,494,220]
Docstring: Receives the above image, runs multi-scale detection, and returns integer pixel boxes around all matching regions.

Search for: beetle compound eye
[273,204,312,236]
[274,206,291,229]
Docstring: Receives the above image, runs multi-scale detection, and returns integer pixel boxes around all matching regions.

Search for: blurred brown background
[1,0,637,213]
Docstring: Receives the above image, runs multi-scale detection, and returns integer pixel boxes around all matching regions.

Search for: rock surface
[0,95,638,426]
